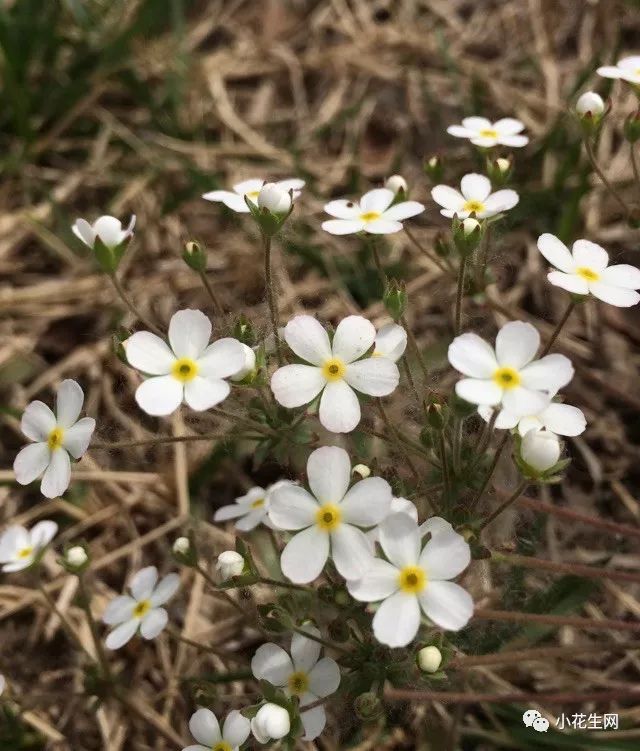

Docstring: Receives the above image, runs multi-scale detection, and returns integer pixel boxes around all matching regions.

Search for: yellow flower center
[251,498,265,509]
[315,503,342,532]
[463,199,485,214]
[492,366,521,390]
[47,427,65,451]
[212,743,232,751]
[576,266,600,282]
[171,357,199,382]
[133,599,151,619]
[17,546,34,559]
[398,565,427,594]
[287,670,310,695]
[321,357,346,382]
[360,211,381,222]
[479,128,498,139]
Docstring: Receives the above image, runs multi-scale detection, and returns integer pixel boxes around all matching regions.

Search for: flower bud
[486,155,513,185]
[576,91,605,117]
[354,692,384,721]
[182,240,207,272]
[229,343,256,383]
[424,155,443,182]
[385,174,408,196]
[172,535,198,567]
[232,315,256,346]
[258,183,291,214]
[624,111,640,143]
[426,402,447,430]
[61,545,89,573]
[520,430,561,473]
[417,645,442,673]
[173,537,190,555]
[352,463,370,479]
[453,215,483,256]
[216,550,245,581]
[251,703,290,743]
[463,217,480,236]
[383,280,407,322]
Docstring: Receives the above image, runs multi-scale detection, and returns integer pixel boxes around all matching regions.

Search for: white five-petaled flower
[366,496,418,549]
[268,446,392,583]
[537,234,640,307]
[373,323,407,362]
[431,174,519,219]
[251,627,341,741]
[321,188,424,235]
[103,566,179,650]
[13,380,95,499]
[270,315,399,433]
[182,708,250,751]
[213,481,293,532]
[72,215,136,249]
[124,309,246,416]
[597,56,640,85]
[448,321,574,417]
[0,521,58,573]
[202,178,304,214]
[348,513,473,647]
[478,400,586,439]
[447,117,528,148]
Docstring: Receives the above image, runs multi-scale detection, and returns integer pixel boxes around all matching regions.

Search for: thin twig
[454,255,467,335]
[403,226,448,272]
[474,607,640,632]
[108,272,162,335]
[584,138,631,216]
[493,550,640,585]
[263,233,283,365]
[198,270,225,318]
[469,431,510,510]
[539,299,576,357]
[478,479,528,533]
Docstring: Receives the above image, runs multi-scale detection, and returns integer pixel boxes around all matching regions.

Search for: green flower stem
[454,255,467,336]
[539,299,576,357]
[584,138,631,216]
[198,270,225,318]
[437,432,451,502]
[401,356,422,410]
[76,573,113,682]
[400,314,430,382]
[263,234,283,365]
[108,272,162,336]
[477,479,528,534]
[166,626,239,658]
[631,142,640,193]
[403,226,449,273]
[369,236,387,287]
[469,431,510,511]
[194,563,247,616]
[256,576,312,592]
[376,399,422,486]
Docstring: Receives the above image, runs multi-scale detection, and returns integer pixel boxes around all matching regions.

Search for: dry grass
[1,1,640,748]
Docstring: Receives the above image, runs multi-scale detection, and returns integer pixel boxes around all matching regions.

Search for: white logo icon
[523,710,548,731]
[533,717,549,732]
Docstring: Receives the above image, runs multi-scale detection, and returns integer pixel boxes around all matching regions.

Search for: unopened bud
[62,545,89,573]
[576,91,605,117]
[624,111,640,143]
[216,550,245,581]
[230,343,256,383]
[426,403,446,430]
[520,430,561,474]
[424,155,443,182]
[486,155,513,186]
[354,692,384,721]
[383,281,407,322]
[172,534,198,566]
[258,183,291,214]
[173,537,190,555]
[463,217,480,236]
[233,315,256,346]
[453,215,483,256]
[182,240,207,272]
[251,703,290,743]
[352,463,371,479]
[385,174,408,196]
[417,645,442,673]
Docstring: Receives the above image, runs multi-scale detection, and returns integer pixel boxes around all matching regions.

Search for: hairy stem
[76,573,113,681]
[403,226,448,272]
[584,138,631,216]
[539,299,576,357]
[454,255,467,335]
[401,314,430,382]
[108,272,162,335]
[263,234,283,365]
[469,431,510,510]
[195,563,247,616]
[198,270,225,318]
[478,479,528,533]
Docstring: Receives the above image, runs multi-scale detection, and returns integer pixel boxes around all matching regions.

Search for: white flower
[13,379,95,499]
[229,343,256,383]
[373,323,407,362]
[597,56,640,85]
[251,703,291,744]
[537,234,640,307]
[0,521,58,573]
[417,645,442,673]
[478,400,586,438]
[448,321,574,417]
[124,309,246,416]
[576,92,605,116]
[366,496,418,550]
[520,429,561,472]
[271,315,399,433]
[258,182,291,213]
[216,551,244,580]
[322,188,424,235]
[431,174,519,219]
[251,628,341,741]
[447,117,529,148]
[183,708,250,751]
[214,481,292,532]
[268,446,392,583]
[348,514,473,647]
[202,178,304,214]
[103,566,179,650]
[65,546,88,567]
[173,537,190,555]
[385,175,408,194]
[72,215,136,249]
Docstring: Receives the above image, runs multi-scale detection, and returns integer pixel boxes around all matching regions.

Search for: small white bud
[521,430,561,472]
[462,217,480,235]
[352,463,371,479]
[230,343,256,382]
[173,537,190,555]
[496,157,511,173]
[258,183,291,213]
[251,703,290,743]
[216,550,244,580]
[0,674,5,696]
[417,645,442,673]
[66,546,88,567]
[576,91,605,117]
[385,175,407,195]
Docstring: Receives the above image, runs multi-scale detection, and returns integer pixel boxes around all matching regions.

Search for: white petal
[482,189,519,213]
[572,239,609,271]
[184,377,230,411]
[618,56,640,69]
[214,504,251,522]
[448,333,498,377]
[189,707,222,746]
[540,403,586,436]
[150,573,180,606]
[363,219,403,234]
[0,526,29,561]
[379,512,420,568]
[431,185,465,211]
[130,566,158,600]
[235,508,269,532]
[599,264,640,289]
[197,338,246,379]
[135,375,184,416]
[308,657,340,697]
[229,343,256,382]
[93,216,123,248]
[470,135,499,148]
[382,200,425,221]
[374,323,407,361]
[589,282,640,307]
[455,378,502,406]
[419,531,470,580]
[343,357,399,396]
[494,118,525,135]
[232,178,264,195]
[283,315,332,365]
[462,116,492,131]
[21,401,56,441]
[322,218,366,235]
[268,485,318,530]
[419,516,455,539]
[103,595,137,625]
[307,446,351,504]
[495,321,539,368]
[547,271,589,295]
[270,364,325,408]
[222,710,251,748]
[447,125,475,138]
[596,65,624,79]
[72,218,95,247]
[300,702,326,741]
[140,607,168,639]
[391,497,419,521]
[14,443,50,485]
[520,354,574,392]
[291,627,322,674]
[105,619,139,650]
[537,233,575,273]
[502,387,550,418]
[373,591,420,647]
[323,199,361,219]
[125,332,175,375]
[181,745,209,751]
[331,315,375,363]
[251,643,294,686]
[62,418,95,459]
[275,178,305,193]
[517,416,544,436]
[29,520,58,549]
[419,581,473,631]
[319,380,361,433]
[498,134,529,147]
[2,559,34,573]
[347,558,399,601]
[477,405,518,429]
[55,380,84,428]
[169,309,211,359]
[330,524,376,579]
[460,174,491,201]
[360,188,394,213]
[340,478,392,526]
[280,526,329,584]
[202,190,251,212]
[40,449,70,498]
